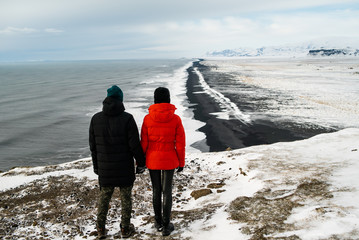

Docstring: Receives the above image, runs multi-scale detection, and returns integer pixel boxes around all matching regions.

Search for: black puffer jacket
[89,96,145,187]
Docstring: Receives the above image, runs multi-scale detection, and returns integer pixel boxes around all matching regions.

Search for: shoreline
[186,60,334,152]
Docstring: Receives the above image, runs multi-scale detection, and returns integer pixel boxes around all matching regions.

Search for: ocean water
[2,57,358,172]
[0,59,199,172]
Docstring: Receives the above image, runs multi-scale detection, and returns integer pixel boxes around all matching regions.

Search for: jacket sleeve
[175,116,186,167]
[89,118,98,174]
[140,116,149,154]
[127,115,146,167]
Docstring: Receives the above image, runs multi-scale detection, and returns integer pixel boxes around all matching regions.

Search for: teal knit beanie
[107,85,123,102]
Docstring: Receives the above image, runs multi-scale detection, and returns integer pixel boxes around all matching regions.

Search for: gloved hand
[136,166,146,174]
[177,167,183,173]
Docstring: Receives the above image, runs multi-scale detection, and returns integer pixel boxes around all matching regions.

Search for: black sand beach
[186,60,334,152]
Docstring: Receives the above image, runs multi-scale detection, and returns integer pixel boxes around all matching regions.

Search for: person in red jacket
[141,87,185,236]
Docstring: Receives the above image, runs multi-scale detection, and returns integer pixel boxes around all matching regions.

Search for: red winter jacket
[141,103,185,170]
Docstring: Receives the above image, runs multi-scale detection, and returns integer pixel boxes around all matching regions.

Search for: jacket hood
[148,103,176,123]
[102,96,125,116]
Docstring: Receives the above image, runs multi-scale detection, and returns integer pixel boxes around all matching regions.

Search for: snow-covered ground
[1,57,358,239]
[200,57,359,129]
[1,128,358,239]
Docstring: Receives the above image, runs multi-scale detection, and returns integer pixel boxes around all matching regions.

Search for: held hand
[136,166,146,174]
[177,167,183,173]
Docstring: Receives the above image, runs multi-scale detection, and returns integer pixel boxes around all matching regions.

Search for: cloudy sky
[1,0,359,61]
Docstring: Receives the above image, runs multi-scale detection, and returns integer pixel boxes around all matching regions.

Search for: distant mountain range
[206,40,359,57]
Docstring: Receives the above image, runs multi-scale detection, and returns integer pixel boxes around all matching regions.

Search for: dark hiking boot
[154,221,163,232]
[121,223,135,238]
[96,227,106,239]
[162,222,174,236]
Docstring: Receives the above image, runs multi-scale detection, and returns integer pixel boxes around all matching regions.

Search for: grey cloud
[1,0,358,60]
[1,0,357,27]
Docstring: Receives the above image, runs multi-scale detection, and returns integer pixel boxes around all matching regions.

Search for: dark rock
[207,183,225,189]
[190,189,212,200]
[308,49,350,56]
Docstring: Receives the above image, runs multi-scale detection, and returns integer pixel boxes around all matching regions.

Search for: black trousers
[149,169,175,226]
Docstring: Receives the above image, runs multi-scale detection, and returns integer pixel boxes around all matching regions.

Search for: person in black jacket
[89,85,146,239]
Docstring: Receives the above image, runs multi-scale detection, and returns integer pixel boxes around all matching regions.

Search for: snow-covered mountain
[206,39,359,57]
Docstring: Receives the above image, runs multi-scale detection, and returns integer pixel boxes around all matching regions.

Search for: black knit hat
[154,87,170,104]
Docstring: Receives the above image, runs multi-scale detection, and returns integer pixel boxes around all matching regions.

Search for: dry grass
[228,179,333,239]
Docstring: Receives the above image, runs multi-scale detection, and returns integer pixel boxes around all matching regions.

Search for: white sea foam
[193,67,252,123]
[127,61,208,153]
[169,62,208,152]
